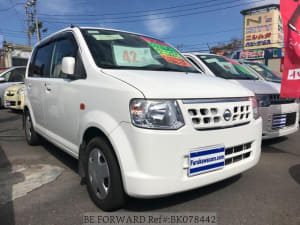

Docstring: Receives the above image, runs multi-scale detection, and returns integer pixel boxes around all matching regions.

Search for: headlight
[17,87,25,94]
[296,98,300,104]
[256,94,271,107]
[130,99,185,130]
[251,97,260,119]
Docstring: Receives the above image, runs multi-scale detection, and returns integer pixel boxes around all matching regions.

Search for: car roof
[35,26,164,48]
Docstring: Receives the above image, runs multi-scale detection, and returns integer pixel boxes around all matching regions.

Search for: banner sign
[280,0,300,97]
[243,10,284,50]
[240,50,265,59]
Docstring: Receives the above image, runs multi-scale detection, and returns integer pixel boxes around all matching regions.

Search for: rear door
[26,42,53,128]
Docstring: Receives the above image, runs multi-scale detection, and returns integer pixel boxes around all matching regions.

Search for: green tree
[30,21,48,39]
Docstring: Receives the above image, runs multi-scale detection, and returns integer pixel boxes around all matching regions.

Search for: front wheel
[24,111,40,145]
[85,137,126,211]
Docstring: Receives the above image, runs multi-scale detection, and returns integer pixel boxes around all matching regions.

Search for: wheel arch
[78,126,123,183]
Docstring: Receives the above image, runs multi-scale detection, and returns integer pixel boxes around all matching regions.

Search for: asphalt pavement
[0,109,299,225]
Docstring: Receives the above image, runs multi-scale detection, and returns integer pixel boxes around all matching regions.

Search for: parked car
[183,53,299,139]
[238,60,282,83]
[0,66,26,108]
[4,83,25,110]
[24,27,262,211]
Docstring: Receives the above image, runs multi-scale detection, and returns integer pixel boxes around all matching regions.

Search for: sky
[0,0,279,52]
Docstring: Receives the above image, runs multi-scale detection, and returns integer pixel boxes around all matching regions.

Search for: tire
[24,110,40,145]
[85,137,126,211]
[0,98,3,109]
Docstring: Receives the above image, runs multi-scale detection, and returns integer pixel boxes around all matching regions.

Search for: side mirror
[0,77,5,83]
[62,57,75,75]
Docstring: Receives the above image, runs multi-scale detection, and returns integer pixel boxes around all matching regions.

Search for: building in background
[232,4,284,73]
[0,41,32,68]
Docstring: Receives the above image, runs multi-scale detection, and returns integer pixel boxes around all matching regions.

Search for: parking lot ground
[0,109,299,225]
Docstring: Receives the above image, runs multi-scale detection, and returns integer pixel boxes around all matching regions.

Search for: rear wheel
[85,137,126,211]
[24,110,40,145]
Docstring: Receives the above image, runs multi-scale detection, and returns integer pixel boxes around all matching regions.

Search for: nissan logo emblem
[223,109,232,121]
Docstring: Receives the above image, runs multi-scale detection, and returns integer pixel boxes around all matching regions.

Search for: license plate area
[272,112,296,129]
[189,145,225,177]
[272,114,286,129]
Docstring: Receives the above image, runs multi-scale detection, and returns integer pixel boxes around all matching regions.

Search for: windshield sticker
[88,30,99,34]
[235,65,253,75]
[220,62,237,73]
[250,65,264,72]
[113,45,161,67]
[225,58,239,65]
[92,34,124,40]
[141,37,192,67]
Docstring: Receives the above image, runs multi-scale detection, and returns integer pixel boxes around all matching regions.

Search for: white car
[24,27,262,211]
[183,53,299,139]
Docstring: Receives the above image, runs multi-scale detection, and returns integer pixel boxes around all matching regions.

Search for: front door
[43,32,85,152]
[26,43,53,129]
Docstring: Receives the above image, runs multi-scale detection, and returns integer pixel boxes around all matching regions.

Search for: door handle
[28,83,32,89]
[45,83,52,91]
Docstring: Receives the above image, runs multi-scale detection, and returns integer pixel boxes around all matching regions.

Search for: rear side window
[29,43,53,77]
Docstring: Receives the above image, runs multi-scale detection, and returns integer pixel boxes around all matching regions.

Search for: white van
[24,27,262,211]
[183,53,299,139]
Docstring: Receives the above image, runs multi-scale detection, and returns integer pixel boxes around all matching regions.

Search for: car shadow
[39,138,78,174]
[289,164,300,185]
[124,174,242,211]
[0,145,25,225]
[262,136,288,147]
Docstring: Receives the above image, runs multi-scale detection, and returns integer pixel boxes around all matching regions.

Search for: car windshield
[245,62,282,82]
[197,55,258,80]
[80,29,196,73]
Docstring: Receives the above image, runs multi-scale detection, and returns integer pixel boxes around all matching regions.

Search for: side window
[29,43,53,77]
[8,68,25,82]
[50,38,77,78]
[186,56,204,73]
[3,71,11,81]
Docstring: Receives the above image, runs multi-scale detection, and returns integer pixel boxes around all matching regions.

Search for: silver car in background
[183,53,299,139]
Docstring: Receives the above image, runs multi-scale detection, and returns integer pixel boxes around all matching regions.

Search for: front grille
[225,142,252,165]
[270,94,295,105]
[183,99,252,130]
[10,101,16,106]
[6,92,15,97]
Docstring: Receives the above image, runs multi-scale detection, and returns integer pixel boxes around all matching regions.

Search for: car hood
[102,69,254,99]
[5,83,25,92]
[229,79,280,95]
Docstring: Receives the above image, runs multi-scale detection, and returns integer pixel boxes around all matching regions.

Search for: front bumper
[109,118,262,198]
[260,103,299,139]
[4,94,25,110]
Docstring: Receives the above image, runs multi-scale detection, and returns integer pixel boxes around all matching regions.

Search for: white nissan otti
[24,27,262,211]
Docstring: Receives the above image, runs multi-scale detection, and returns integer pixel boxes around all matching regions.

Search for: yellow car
[4,84,25,110]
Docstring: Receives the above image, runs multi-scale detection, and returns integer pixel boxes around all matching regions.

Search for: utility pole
[26,0,40,42]
[32,0,40,41]
[24,4,31,46]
